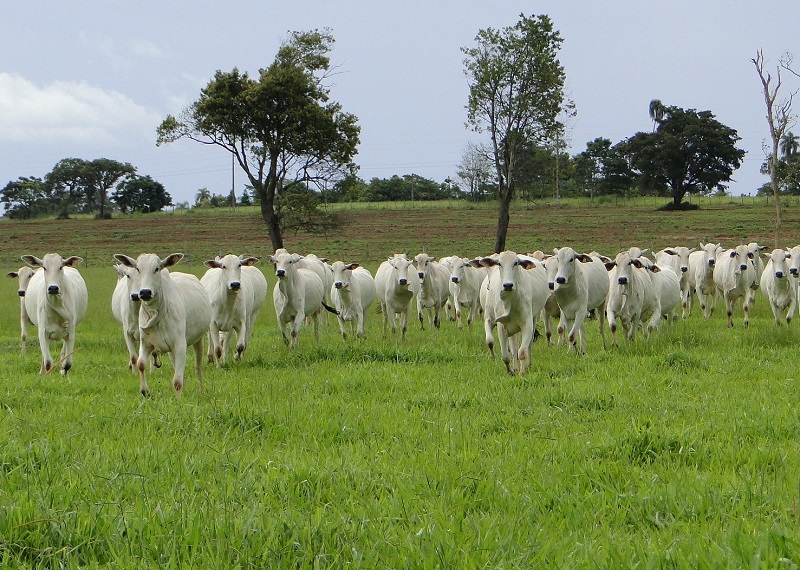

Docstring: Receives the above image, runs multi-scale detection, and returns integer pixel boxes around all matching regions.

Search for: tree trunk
[494,186,511,253]
[260,197,283,252]
[771,155,782,247]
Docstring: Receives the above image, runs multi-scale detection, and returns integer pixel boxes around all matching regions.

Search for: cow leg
[725,296,734,328]
[337,314,348,340]
[137,343,154,397]
[60,327,77,375]
[356,309,366,339]
[193,339,204,392]
[171,342,188,397]
[597,302,607,350]
[206,329,216,364]
[37,328,51,375]
[417,298,425,330]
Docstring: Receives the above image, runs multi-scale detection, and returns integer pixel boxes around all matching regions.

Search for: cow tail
[321,301,340,315]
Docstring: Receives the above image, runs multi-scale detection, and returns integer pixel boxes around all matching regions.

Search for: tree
[463,13,566,253]
[81,158,136,218]
[111,175,172,213]
[157,29,360,251]
[457,141,495,201]
[44,158,91,216]
[648,99,666,131]
[780,130,799,159]
[622,106,745,207]
[752,49,797,244]
[0,177,48,219]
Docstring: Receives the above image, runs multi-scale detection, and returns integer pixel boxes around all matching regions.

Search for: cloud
[0,73,161,145]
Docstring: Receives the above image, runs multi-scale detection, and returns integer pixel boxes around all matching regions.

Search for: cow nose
[451,276,459,283]
[130,293,140,302]
[17,290,25,297]
[776,271,784,278]
[335,282,343,289]
[139,289,152,301]
[740,264,747,271]
[548,282,554,290]
[502,282,514,291]
[791,268,799,276]
[276,269,286,278]
[708,259,715,266]
[399,278,407,286]
[418,272,424,280]
[556,276,566,284]
[47,285,59,295]
[230,281,241,291]
[618,276,628,285]
[681,266,688,273]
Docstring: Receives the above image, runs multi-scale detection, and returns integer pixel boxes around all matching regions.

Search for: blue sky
[1,1,798,204]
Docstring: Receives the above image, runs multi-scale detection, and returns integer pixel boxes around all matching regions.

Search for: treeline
[1,158,172,219]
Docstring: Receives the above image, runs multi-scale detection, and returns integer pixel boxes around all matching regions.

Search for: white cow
[330,261,376,340]
[375,253,421,338]
[478,251,549,375]
[713,245,755,328]
[745,242,767,309]
[760,248,796,325]
[201,254,268,365]
[448,258,485,328]
[540,255,565,346]
[437,255,462,322]
[414,253,451,329]
[115,253,212,396]
[550,247,609,354]
[21,254,88,375]
[688,243,722,318]
[638,257,682,324]
[605,250,660,345]
[6,265,37,351]
[112,264,163,373]
[655,246,696,318]
[788,245,800,304]
[269,251,327,348]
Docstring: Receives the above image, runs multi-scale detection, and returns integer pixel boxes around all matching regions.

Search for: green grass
[1,203,800,567]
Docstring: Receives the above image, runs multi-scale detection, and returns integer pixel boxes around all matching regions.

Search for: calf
[375,253,421,338]
[550,247,609,354]
[478,251,548,375]
[605,251,660,345]
[21,254,88,375]
[414,253,451,329]
[760,248,796,325]
[115,253,212,396]
[6,265,37,351]
[713,245,755,327]
[688,243,722,318]
[201,254,268,365]
[330,261,376,340]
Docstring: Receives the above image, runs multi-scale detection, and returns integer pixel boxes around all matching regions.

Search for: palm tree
[780,131,799,159]
[648,99,666,131]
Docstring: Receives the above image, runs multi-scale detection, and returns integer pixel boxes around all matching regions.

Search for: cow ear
[318,257,329,263]
[204,259,221,269]
[345,263,360,270]
[62,256,83,268]
[6,272,18,279]
[649,265,661,273]
[519,259,535,270]
[604,262,617,271]
[729,251,736,258]
[576,254,593,263]
[664,249,676,256]
[631,259,643,269]
[241,256,259,266]
[479,257,497,268]
[114,254,137,268]
[162,253,184,269]
[688,247,697,254]
[467,259,483,268]
[747,252,754,259]
[21,255,43,268]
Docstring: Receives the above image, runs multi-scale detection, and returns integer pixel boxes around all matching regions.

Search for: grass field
[0,199,799,568]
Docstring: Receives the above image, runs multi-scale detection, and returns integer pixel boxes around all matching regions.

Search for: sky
[1,1,798,206]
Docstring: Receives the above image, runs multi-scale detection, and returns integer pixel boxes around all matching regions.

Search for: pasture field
[0,199,799,567]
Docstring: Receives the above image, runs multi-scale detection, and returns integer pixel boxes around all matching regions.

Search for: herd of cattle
[5,242,799,394]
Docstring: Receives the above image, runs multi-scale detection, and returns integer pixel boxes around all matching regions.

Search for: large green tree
[112,175,172,213]
[0,177,47,219]
[463,14,566,253]
[623,106,745,207]
[157,29,360,250]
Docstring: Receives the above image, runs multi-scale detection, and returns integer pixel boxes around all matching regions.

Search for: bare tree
[752,49,797,246]
[456,141,495,201]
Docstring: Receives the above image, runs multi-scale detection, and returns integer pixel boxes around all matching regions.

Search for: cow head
[480,250,534,293]
[22,253,82,296]
[115,253,182,302]
[205,254,258,291]
[6,265,36,297]
[331,261,360,290]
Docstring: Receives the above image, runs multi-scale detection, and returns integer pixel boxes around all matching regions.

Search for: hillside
[1,197,798,267]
